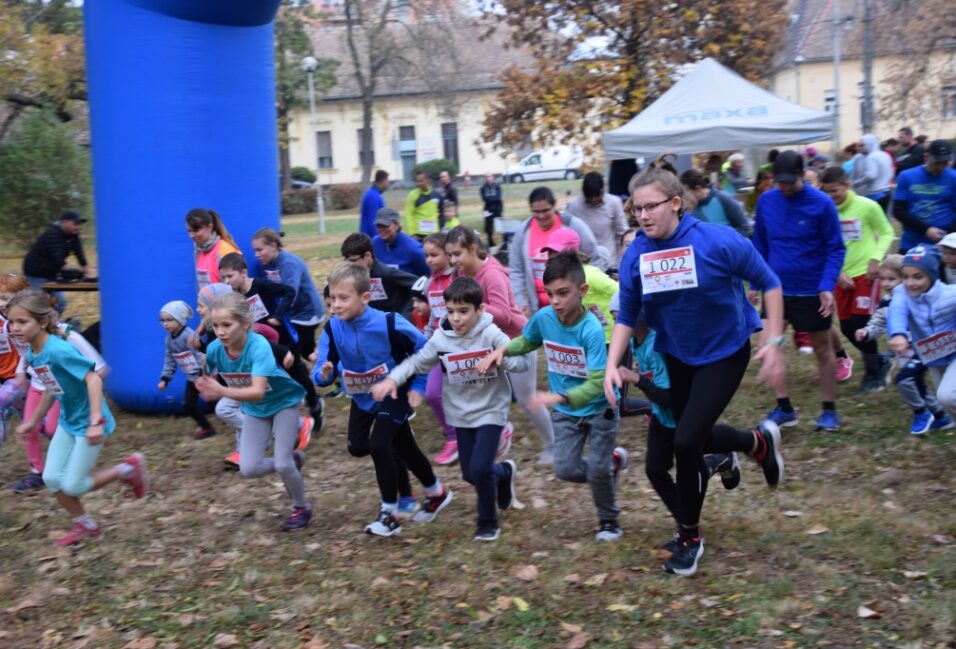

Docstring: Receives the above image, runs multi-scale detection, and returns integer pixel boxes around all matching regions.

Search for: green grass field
[0,189,954,648]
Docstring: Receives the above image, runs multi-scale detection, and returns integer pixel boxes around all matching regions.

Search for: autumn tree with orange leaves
[480,0,787,153]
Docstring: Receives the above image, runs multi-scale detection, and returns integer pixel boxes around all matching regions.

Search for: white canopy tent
[603,58,834,161]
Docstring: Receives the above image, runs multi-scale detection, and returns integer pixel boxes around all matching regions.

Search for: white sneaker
[595,521,623,542]
[364,510,402,537]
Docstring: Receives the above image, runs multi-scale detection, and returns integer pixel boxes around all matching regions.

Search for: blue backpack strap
[386,312,415,365]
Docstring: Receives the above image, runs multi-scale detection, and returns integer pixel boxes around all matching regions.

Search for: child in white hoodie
[372,276,531,541]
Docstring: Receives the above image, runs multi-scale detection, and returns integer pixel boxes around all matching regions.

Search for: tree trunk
[277,108,292,190]
[360,96,374,186]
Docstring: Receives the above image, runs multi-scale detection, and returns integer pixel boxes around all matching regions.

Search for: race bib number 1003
[543,340,588,378]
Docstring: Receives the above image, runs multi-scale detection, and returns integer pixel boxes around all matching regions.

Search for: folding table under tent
[602,58,834,162]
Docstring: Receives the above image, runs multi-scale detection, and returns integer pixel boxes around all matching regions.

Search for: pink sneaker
[122,452,149,499]
[496,422,514,461]
[836,357,854,382]
[434,440,458,465]
[55,522,102,547]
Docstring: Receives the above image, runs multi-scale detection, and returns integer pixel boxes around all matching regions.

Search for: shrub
[0,110,91,246]
[328,183,363,210]
[281,188,318,215]
[291,166,316,183]
[413,158,458,181]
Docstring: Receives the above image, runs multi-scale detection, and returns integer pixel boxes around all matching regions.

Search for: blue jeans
[26,275,66,314]
[455,424,507,527]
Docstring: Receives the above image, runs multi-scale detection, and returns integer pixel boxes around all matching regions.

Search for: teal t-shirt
[27,334,115,437]
[522,306,608,417]
[205,332,305,418]
[634,330,676,428]
[697,195,730,227]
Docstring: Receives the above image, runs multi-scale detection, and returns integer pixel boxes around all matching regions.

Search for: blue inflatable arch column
[84,0,283,412]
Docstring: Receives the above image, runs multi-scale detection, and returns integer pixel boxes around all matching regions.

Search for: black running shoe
[661,531,681,555]
[755,420,784,488]
[707,452,741,490]
[664,536,704,576]
[497,460,516,511]
[365,510,402,537]
[474,525,501,542]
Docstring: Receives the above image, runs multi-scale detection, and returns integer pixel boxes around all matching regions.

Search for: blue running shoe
[815,410,840,431]
[929,412,954,431]
[397,496,419,516]
[910,411,934,435]
[766,406,798,427]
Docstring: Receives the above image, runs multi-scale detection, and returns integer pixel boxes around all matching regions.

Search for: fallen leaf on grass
[301,639,329,649]
[371,576,390,587]
[584,573,607,586]
[122,638,158,649]
[177,614,195,626]
[560,622,582,634]
[565,632,589,649]
[213,633,239,647]
[512,596,530,612]
[8,598,41,613]
[902,570,927,579]
[606,603,637,612]
[805,525,829,535]
[495,595,512,610]
[531,497,547,509]
[699,598,719,608]
[511,564,539,581]
[563,573,581,583]
[857,605,881,619]
[783,510,803,517]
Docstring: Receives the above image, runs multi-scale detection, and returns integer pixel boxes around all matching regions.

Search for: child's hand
[408,390,424,409]
[188,334,201,350]
[370,378,398,402]
[318,361,334,381]
[195,375,223,401]
[86,425,104,446]
[888,335,910,354]
[308,351,318,364]
[603,366,622,406]
[529,390,564,410]
[157,381,167,391]
[477,348,506,374]
[854,328,868,342]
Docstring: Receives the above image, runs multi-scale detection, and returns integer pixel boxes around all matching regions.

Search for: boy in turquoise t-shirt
[480,251,627,541]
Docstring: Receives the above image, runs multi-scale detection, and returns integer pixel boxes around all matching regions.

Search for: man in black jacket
[23,211,92,313]
[479,173,503,247]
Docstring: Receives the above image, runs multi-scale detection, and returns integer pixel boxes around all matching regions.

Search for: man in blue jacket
[359,170,390,238]
[752,150,846,431]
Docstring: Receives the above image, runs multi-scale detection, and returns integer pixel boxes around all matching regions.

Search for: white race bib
[544,340,588,378]
[419,219,437,234]
[854,295,872,311]
[428,290,447,320]
[196,268,211,289]
[369,278,388,301]
[443,348,497,385]
[587,304,609,328]
[840,219,862,241]
[0,330,11,355]
[174,350,200,375]
[247,294,270,322]
[220,372,272,392]
[265,269,281,283]
[531,251,548,282]
[342,363,389,394]
[33,364,64,395]
[640,246,699,295]
[914,331,956,365]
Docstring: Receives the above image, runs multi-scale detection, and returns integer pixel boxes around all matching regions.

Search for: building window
[357,128,374,167]
[823,89,837,114]
[316,131,333,169]
[441,122,459,168]
[943,84,956,119]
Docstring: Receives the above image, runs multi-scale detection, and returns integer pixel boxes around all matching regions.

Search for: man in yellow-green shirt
[821,165,894,392]
[404,170,442,239]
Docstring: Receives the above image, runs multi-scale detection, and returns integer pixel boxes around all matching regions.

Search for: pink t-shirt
[195,239,239,288]
[528,214,563,308]
[427,268,455,332]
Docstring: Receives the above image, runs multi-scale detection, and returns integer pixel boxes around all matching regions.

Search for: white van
[505,145,583,183]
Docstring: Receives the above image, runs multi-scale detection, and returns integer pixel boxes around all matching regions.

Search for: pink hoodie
[472,255,527,339]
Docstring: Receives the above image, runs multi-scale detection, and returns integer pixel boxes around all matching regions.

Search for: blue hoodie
[249,250,324,322]
[313,306,427,413]
[752,185,845,295]
[617,214,780,365]
[372,232,429,277]
[887,281,956,368]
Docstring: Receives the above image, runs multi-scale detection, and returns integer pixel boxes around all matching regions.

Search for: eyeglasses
[629,198,673,216]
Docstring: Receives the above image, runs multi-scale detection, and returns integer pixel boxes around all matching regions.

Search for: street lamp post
[302,55,326,234]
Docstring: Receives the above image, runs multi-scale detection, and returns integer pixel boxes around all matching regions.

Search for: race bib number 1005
[443,348,496,385]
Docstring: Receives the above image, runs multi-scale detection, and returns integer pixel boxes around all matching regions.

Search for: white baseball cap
[939,233,956,250]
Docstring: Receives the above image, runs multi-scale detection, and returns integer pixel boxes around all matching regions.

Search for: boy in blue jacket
[314,263,452,537]
[481,251,627,541]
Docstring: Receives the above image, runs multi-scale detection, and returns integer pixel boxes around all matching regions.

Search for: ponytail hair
[625,154,685,216]
[445,225,487,260]
[6,290,61,336]
[252,227,285,250]
[185,208,238,248]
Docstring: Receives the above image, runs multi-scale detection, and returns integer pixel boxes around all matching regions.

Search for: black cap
[927,139,954,162]
[772,150,805,183]
[60,211,87,223]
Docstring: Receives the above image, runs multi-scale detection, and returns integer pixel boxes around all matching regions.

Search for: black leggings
[665,341,756,528]
[484,216,497,247]
[293,323,318,362]
[347,401,434,503]
[839,314,878,355]
[184,380,214,431]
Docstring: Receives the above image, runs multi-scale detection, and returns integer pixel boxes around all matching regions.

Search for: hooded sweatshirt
[249,250,324,323]
[472,255,527,338]
[388,312,531,428]
[887,281,956,368]
[852,134,894,197]
[618,214,780,366]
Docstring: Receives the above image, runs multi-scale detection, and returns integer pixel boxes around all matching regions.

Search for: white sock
[75,514,97,530]
[115,462,134,479]
[381,501,398,514]
[424,480,443,497]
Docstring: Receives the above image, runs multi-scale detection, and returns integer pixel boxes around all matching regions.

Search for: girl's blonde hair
[210,292,253,328]
[185,208,238,248]
[6,290,61,335]
[881,254,903,275]
[624,154,685,217]
[0,272,29,293]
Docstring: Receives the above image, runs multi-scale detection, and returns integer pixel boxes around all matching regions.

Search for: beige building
[287,18,532,186]
[768,0,956,154]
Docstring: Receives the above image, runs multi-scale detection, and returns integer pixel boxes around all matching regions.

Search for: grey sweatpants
[552,407,620,522]
[929,361,956,419]
[239,406,307,508]
[216,397,244,452]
